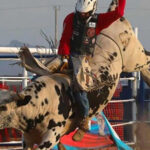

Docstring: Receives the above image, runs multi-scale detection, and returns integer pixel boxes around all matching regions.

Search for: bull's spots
[41,98,49,106]
[100,74,108,82]
[34,83,42,92]
[47,119,62,129]
[56,134,60,142]
[55,85,61,95]
[0,106,7,111]
[122,65,125,70]
[35,95,39,99]
[44,98,48,104]
[41,102,44,106]
[25,88,32,92]
[34,90,38,95]
[25,85,33,92]
[35,95,38,99]
[88,86,111,117]
[113,52,117,57]
[41,82,46,87]
[123,47,126,51]
[30,101,36,107]
[104,71,109,76]
[24,118,35,132]
[55,83,72,119]
[39,141,52,149]
[33,81,46,98]
[23,112,49,132]
[109,55,114,61]
[58,97,70,119]
[134,63,148,70]
[120,17,125,22]
[16,95,32,107]
[61,121,66,127]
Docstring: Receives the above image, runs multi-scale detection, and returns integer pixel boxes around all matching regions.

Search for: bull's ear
[0,90,24,105]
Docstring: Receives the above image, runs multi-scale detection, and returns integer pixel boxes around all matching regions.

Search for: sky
[0,0,149,75]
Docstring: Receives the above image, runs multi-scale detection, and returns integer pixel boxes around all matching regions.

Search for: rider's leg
[72,90,90,141]
[74,91,89,119]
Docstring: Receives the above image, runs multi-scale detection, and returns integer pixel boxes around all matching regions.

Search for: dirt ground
[97,146,117,150]
[135,122,150,150]
[0,146,22,150]
[83,146,117,150]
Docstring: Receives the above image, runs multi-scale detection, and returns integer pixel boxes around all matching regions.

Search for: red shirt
[58,0,126,55]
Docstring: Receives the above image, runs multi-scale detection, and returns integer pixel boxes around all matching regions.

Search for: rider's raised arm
[96,0,126,34]
[58,13,74,56]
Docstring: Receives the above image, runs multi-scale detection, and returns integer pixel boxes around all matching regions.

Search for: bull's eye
[0,106,7,111]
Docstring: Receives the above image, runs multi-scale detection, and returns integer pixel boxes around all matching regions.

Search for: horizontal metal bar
[0,79,30,82]
[0,77,30,79]
[0,47,57,54]
[126,142,136,145]
[144,100,150,102]
[111,121,135,127]
[0,141,22,144]
[120,77,135,81]
[110,99,135,103]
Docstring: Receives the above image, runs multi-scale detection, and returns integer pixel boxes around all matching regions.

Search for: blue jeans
[73,90,89,118]
[69,55,89,118]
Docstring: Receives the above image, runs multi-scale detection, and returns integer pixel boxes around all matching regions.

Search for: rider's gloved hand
[60,55,69,71]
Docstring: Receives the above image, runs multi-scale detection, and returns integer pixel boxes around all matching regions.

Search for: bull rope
[99,32,124,68]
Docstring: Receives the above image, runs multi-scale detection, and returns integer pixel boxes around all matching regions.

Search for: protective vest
[70,14,98,55]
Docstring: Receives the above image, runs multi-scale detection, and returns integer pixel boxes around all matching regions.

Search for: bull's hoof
[72,129,85,141]
[58,142,66,150]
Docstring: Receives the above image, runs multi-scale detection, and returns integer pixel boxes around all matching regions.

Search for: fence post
[132,72,138,149]
[22,68,28,88]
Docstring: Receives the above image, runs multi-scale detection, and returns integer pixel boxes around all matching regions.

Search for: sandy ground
[135,122,150,150]
[0,146,118,150]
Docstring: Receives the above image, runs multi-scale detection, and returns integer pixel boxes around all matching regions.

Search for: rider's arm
[96,0,126,34]
[58,13,74,56]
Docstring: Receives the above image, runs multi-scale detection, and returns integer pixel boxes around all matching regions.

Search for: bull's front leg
[33,129,60,150]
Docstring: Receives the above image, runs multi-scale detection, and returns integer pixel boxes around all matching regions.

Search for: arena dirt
[135,122,150,150]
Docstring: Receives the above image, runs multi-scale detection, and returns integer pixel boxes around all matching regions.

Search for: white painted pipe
[0,47,57,54]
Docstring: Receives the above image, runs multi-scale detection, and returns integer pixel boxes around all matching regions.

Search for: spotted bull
[1,0,150,149]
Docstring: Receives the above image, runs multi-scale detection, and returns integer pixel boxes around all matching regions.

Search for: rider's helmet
[75,0,97,21]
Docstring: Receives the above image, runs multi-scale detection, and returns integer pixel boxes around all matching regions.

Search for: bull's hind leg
[141,68,150,87]
[140,52,150,87]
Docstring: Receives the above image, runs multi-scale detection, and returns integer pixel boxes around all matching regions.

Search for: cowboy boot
[72,117,89,141]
